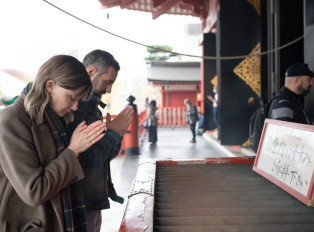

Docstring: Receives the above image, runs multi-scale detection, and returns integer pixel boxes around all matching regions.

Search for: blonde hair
[25,55,92,125]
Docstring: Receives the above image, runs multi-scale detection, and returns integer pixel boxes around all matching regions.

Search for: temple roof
[147,61,200,83]
[98,0,209,20]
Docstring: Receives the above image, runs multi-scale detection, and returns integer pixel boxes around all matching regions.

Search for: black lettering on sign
[254,119,314,202]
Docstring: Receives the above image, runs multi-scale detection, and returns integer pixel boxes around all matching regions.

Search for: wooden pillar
[218,0,261,145]
[203,32,217,131]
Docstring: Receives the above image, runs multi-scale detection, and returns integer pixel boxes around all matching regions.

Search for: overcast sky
[0,0,202,105]
[0,0,202,76]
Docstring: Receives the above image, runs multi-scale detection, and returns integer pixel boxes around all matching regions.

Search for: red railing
[157,107,188,127]
[105,107,189,155]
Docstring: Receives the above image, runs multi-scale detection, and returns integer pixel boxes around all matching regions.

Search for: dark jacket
[269,86,310,124]
[186,103,199,124]
[68,95,123,210]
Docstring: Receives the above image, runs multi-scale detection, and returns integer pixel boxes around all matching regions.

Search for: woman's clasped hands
[68,120,105,157]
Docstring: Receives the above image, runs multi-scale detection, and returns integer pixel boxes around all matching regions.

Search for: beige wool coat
[0,93,84,232]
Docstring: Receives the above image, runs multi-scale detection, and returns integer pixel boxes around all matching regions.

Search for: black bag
[249,97,281,152]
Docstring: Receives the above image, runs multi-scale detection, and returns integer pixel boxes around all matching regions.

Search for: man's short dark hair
[83,49,120,72]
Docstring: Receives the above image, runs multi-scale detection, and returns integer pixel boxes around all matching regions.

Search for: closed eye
[104,80,114,85]
[70,95,77,101]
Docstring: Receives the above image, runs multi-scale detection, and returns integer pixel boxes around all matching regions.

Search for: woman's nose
[71,100,79,111]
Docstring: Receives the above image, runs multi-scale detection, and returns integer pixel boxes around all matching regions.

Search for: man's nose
[106,86,112,94]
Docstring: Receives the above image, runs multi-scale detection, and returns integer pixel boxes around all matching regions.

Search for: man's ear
[46,80,56,94]
[295,76,302,85]
[86,66,97,80]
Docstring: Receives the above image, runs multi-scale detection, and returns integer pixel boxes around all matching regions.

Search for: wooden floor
[101,127,234,232]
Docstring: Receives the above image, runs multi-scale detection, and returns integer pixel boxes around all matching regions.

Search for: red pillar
[124,95,139,155]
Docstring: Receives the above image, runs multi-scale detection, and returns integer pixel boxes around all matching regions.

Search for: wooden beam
[181,0,208,18]
[120,0,139,8]
[153,0,167,8]
[152,0,180,19]
[98,0,120,7]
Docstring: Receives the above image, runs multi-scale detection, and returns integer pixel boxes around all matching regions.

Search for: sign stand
[253,119,314,206]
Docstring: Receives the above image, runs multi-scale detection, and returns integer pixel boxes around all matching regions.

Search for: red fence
[105,107,188,155]
[157,107,188,127]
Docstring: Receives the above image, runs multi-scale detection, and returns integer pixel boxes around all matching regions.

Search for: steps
[154,163,314,232]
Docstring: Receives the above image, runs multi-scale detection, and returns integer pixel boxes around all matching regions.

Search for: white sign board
[253,119,314,206]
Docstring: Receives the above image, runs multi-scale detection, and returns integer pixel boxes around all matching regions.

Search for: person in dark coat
[269,62,314,124]
[146,98,158,144]
[184,98,199,143]
[68,50,133,232]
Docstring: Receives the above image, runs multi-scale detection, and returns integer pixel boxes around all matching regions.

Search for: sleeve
[186,105,191,116]
[0,108,84,207]
[78,129,122,173]
[103,129,122,161]
[69,106,122,173]
[270,99,294,122]
[191,105,198,115]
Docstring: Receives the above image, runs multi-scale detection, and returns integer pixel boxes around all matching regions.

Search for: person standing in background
[207,85,219,128]
[268,62,313,124]
[145,98,158,144]
[184,98,199,143]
